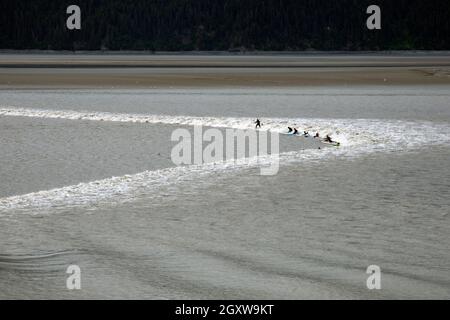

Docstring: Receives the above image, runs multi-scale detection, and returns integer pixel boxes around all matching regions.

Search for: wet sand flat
[1,53,450,88]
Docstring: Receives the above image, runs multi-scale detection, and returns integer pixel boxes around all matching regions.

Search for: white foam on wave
[1,106,449,214]
[1,106,449,148]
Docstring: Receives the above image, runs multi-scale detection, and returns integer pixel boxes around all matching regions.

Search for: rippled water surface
[0,87,449,299]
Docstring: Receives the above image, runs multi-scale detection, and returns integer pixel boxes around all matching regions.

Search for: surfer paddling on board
[287,127,293,133]
[293,128,299,135]
[324,134,333,143]
[255,118,262,129]
[324,134,340,146]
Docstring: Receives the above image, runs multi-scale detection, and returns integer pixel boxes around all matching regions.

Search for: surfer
[293,128,299,135]
[287,127,293,133]
[324,134,340,146]
[324,135,334,143]
[314,132,320,138]
[303,131,310,137]
[255,119,262,129]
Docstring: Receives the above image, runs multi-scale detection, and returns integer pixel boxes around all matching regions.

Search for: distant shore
[2,50,450,55]
[1,52,450,88]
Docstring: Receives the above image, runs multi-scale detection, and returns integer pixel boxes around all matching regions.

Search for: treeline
[1,0,449,51]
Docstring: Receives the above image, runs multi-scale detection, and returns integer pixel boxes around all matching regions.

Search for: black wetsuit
[287,127,293,133]
[293,128,299,135]
[255,119,261,129]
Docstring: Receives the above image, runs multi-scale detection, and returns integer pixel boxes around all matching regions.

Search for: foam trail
[0,149,340,214]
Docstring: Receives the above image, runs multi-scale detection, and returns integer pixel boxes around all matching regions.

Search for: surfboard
[323,141,340,147]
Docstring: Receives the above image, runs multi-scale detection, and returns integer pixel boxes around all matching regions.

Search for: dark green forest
[1,0,449,51]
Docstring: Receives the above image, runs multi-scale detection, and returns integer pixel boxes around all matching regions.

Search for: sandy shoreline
[1,53,450,88]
